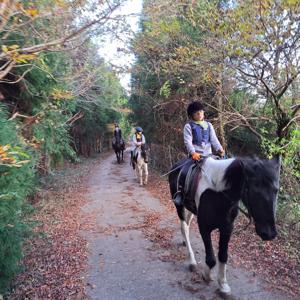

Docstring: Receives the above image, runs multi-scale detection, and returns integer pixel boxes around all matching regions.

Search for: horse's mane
[223,158,244,198]
[224,156,279,196]
[225,156,279,190]
[242,156,279,183]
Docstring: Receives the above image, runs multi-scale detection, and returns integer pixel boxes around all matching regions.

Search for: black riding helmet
[187,101,204,117]
[135,126,143,133]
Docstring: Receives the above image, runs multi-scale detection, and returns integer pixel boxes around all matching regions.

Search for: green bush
[33,107,77,167]
[0,105,36,294]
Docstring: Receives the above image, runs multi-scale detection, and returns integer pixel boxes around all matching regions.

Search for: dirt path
[81,151,292,300]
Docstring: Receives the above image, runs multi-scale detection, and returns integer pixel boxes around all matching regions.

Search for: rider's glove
[191,152,201,161]
[218,149,225,158]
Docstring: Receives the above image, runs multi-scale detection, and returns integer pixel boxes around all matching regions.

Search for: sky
[97,0,143,92]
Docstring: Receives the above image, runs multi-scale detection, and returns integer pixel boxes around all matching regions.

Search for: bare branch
[0,66,33,84]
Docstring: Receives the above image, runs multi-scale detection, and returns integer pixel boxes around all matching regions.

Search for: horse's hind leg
[217,230,232,295]
[187,210,194,226]
[180,209,197,271]
[182,210,194,245]
[170,167,196,270]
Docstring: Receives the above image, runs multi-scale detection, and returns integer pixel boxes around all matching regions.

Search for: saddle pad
[183,161,204,214]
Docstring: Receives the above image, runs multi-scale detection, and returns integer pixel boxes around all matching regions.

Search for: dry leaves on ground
[9,158,100,300]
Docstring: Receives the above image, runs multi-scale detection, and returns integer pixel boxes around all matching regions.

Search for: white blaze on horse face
[195,158,236,209]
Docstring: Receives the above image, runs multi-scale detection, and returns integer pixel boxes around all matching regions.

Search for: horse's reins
[161,159,193,177]
[239,166,253,228]
[225,160,253,231]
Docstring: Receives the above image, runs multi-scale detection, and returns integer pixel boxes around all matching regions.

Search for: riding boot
[141,144,148,163]
[130,151,135,170]
[143,152,148,163]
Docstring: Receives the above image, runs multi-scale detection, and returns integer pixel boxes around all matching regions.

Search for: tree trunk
[291,80,298,105]
[215,74,226,150]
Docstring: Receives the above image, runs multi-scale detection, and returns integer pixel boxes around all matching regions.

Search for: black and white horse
[112,135,125,163]
[169,156,280,295]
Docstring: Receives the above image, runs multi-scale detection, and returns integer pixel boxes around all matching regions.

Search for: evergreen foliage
[0,1,128,293]
[0,105,36,292]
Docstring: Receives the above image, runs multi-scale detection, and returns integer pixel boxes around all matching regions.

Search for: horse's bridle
[238,161,254,227]
[224,160,253,230]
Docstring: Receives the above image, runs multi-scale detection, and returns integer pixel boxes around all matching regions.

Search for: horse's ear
[271,154,281,174]
[271,154,281,163]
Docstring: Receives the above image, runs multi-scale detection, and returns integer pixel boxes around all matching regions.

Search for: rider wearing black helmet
[185,101,224,159]
[173,100,224,205]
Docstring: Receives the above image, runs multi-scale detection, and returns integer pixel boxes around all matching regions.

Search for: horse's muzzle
[255,224,277,241]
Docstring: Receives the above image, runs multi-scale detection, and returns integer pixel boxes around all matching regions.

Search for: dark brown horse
[112,135,125,163]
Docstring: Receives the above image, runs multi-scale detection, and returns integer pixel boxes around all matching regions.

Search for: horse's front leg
[217,230,232,295]
[143,163,148,185]
[180,210,197,271]
[137,165,143,186]
[199,229,216,282]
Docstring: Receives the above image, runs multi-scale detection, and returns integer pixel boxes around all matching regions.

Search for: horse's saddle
[178,159,205,215]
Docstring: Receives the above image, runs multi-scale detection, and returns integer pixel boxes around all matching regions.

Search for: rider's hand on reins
[191,152,201,161]
[218,149,225,158]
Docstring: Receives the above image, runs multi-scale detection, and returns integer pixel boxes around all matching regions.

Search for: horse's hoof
[218,281,231,296]
[189,264,197,272]
[202,271,213,283]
